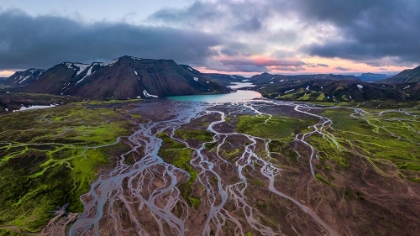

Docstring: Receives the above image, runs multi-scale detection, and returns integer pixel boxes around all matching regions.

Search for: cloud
[214,56,306,72]
[0,9,220,70]
[305,63,329,68]
[300,0,420,65]
[317,63,329,67]
[148,0,288,33]
[334,66,350,71]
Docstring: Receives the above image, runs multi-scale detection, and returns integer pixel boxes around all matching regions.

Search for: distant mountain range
[380,65,420,83]
[2,56,228,99]
[249,72,360,84]
[1,69,45,87]
[358,73,389,82]
[2,57,420,102]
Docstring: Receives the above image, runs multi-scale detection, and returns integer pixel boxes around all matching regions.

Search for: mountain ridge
[381,65,420,83]
[16,56,229,99]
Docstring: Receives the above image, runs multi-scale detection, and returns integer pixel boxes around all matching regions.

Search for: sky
[0,0,419,77]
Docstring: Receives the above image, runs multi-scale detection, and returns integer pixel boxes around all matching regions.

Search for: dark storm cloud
[0,9,220,70]
[300,0,420,65]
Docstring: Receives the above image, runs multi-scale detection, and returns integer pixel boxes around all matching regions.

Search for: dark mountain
[1,69,45,86]
[202,73,247,86]
[381,65,420,83]
[257,78,420,102]
[358,73,388,82]
[249,72,359,84]
[0,77,6,81]
[20,56,229,99]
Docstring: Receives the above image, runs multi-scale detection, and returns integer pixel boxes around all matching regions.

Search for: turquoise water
[167,90,262,103]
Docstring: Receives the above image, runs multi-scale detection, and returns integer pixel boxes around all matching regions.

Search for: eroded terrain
[1,99,420,235]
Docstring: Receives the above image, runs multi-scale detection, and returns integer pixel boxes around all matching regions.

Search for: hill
[249,72,359,84]
[256,78,420,102]
[358,73,388,82]
[18,56,228,99]
[381,65,420,83]
[1,69,45,87]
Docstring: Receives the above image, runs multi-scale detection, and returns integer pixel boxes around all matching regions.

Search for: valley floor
[1,98,420,235]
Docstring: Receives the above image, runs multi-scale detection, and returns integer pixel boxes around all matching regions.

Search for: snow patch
[357,84,363,90]
[403,85,410,90]
[230,75,236,80]
[194,77,199,82]
[280,79,285,82]
[18,75,31,84]
[13,104,57,112]
[187,67,193,71]
[131,57,143,61]
[74,64,89,76]
[133,70,138,76]
[143,90,158,98]
[36,72,43,79]
[76,66,95,85]
[284,89,295,94]
[306,86,309,91]
[97,58,119,67]
[61,83,71,90]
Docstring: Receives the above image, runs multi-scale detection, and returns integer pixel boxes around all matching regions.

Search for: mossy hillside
[0,102,132,233]
[317,108,420,177]
[236,114,315,140]
[156,132,200,208]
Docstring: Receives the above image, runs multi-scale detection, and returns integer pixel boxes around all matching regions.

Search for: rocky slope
[381,65,420,83]
[19,56,228,99]
[1,69,45,87]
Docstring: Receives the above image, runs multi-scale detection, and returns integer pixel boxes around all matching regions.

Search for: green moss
[237,115,314,140]
[157,132,199,206]
[175,129,214,143]
[315,93,326,101]
[0,228,28,236]
[0,101,133,232]
[189,196,200,209]
[314,172,335,187]
[320,108,420,176]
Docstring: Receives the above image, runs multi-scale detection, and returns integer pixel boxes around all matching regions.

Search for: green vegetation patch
[0,102,132,233]
[157,132,199,208]
[174,129,214,143]
[319,107,420,177]
[236,115,314,140]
